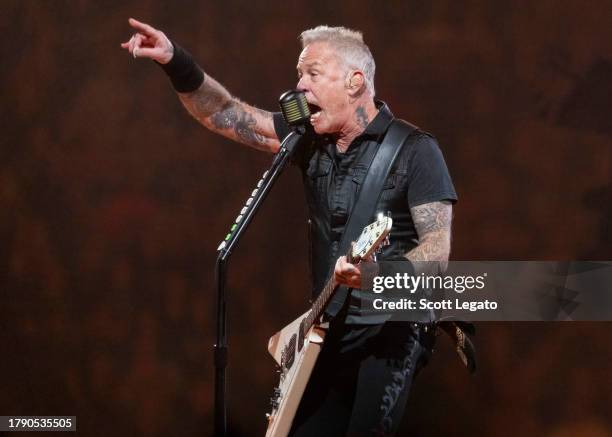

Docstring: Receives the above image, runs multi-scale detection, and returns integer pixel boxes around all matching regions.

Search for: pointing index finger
[128,18,157,37]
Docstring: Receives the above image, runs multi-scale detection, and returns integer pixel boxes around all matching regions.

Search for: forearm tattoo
[178,75,272,149]
[210,103,266,145]
[406,201,453,271]
[180,75,231,117]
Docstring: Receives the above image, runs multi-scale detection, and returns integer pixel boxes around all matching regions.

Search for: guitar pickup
[283,334,297,370]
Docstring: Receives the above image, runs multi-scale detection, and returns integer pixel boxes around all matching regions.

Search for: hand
[334,256,378,289]
[334,256,362,288]
[120,18,174,64]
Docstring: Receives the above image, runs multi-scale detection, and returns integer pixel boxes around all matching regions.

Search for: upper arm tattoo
[411,200,453,239]
[406,201,453,268]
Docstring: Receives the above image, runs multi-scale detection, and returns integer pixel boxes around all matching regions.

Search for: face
[296,42,352,135]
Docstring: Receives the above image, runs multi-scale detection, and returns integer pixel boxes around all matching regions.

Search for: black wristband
[157,41,205,93]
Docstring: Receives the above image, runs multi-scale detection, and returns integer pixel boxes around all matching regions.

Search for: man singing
[122,18,457,436]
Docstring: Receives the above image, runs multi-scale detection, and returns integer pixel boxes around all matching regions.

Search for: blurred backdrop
[1,1,612,436]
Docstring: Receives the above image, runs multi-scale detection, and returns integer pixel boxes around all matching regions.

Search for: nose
[296,76,309,93]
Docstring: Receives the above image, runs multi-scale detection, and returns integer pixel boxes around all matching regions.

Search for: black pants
[288,321,435,437]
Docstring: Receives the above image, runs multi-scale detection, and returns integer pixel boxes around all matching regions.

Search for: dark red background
[1,1,612,436]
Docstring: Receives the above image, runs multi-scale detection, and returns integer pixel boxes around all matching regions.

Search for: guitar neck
[302,276,338,335]
[302,249,357,335]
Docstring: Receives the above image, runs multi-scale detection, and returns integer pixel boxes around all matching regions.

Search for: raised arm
[177,77,280,152]
[121,18,280,153]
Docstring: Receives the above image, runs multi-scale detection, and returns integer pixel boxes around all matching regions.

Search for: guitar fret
[302,277,338,338]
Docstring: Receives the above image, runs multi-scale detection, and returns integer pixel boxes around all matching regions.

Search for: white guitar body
[265,311,326,437]
[263,215,392,437]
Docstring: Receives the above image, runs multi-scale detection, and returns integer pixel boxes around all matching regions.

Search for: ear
[345,70,366,96]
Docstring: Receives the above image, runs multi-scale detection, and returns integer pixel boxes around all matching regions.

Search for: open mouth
[308,103,323,124]
[308,103,322,116]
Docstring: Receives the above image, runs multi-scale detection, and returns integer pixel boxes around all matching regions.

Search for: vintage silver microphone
[279,90,311,129]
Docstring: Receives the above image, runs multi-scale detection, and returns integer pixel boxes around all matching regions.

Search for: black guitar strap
[324,119,417,318]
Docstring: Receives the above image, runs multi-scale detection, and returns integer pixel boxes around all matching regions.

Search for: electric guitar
[264,215,393,437]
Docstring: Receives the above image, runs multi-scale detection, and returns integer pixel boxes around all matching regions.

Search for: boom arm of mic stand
[214,129,303,437]
[218,129,302,259]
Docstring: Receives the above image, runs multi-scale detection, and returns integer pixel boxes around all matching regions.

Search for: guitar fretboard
[301,251,356,337]
[302,277,336,336]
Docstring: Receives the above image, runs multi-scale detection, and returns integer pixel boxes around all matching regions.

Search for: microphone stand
[214,127,305,437]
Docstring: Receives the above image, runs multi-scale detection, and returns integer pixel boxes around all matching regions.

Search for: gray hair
[300,25,376,95]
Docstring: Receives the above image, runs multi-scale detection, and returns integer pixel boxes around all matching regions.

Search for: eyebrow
[297,61,323,71]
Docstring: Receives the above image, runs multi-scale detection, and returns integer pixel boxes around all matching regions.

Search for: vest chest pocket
[306,157,333,198]
[351,169,409,209]
[351,169,397,190]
